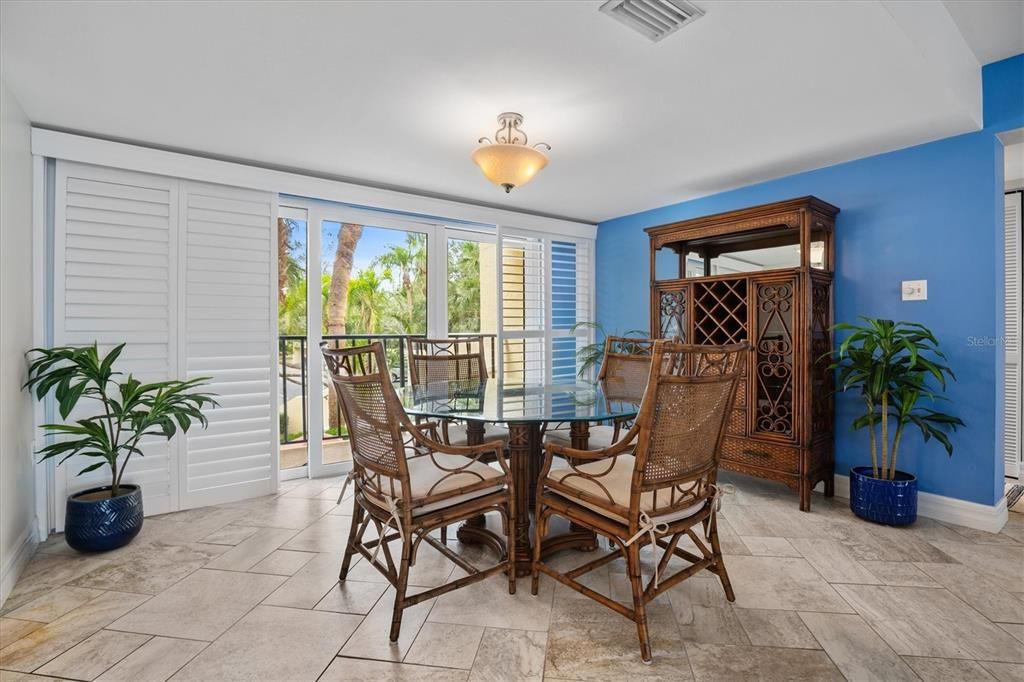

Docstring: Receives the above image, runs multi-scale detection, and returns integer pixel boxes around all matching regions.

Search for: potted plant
[572,322,648,380]
[25,343,217,552]
[830,318,964,525]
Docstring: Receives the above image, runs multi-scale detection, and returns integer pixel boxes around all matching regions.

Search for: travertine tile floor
[2,472,1022,681]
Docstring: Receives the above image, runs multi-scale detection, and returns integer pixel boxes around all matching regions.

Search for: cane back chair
[407,336,509,447]
[323,342,516,642]
[532,341,748,662]
[544,336,657,450]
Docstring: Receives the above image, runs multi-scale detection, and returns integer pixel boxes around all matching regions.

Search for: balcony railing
[278,333,498,445]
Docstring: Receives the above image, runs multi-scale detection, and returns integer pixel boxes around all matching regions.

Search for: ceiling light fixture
[472,112,550,193]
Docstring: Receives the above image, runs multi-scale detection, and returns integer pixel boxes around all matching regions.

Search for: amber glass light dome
[471,143,549,193]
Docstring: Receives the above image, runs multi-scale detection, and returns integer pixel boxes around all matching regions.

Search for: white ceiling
[942,0,1024,65]
[0,1,1016,223]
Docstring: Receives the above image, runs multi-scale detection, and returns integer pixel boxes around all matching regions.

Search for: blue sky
[288,220,420,276]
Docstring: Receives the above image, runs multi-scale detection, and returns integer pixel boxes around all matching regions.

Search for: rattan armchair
[323,342,516,642]
[544,336,656,450]
[407,336,509,447]
[531,341,748,663]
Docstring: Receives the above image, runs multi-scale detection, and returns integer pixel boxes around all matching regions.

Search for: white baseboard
[1,521,39,607]
[815,475,1008,534]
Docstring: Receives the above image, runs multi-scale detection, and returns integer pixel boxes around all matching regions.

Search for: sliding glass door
[278,200,441,478]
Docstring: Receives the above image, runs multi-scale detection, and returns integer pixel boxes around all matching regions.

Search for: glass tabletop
[397,379,641,424]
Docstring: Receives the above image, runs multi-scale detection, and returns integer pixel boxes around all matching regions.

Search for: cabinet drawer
[721,437,799,474]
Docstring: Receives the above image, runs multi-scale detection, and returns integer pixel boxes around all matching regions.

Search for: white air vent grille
[600,0,704,43]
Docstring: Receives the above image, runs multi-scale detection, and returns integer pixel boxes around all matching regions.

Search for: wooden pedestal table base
[456,420,598,576]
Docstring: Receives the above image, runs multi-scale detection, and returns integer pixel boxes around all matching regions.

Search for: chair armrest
[546,420,638,461]
[539,421,640,482]
[405,421,440,443]
[402,418,511,477]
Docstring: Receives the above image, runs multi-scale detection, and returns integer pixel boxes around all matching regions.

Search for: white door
[52,162,180,527]
[178,182,278,508]
[1005,191,1022,480]
[49,163,279,526]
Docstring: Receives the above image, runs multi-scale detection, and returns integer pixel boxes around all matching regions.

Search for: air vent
[599,0,705,43]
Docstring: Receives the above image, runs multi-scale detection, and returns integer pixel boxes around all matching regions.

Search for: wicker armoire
[645,197,838,511]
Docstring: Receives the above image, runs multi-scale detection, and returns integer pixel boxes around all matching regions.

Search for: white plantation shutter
[500,233,546,384]
[551,239,593,383]
[179,182,277,508]
[498,231,595,385]
[50,163,278,527]
[1005,192,1022,479]
[53,162,179,524]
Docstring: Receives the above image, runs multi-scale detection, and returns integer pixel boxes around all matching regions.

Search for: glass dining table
[398,379,640,575]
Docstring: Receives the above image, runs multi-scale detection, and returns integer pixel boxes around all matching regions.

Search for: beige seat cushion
[547,454,705,525]
[365,452,505,515]
[444,422,509,447]
[543,424,619,450]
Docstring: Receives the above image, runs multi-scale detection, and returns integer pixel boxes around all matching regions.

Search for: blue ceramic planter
[849,467,917,526]
[65,485,143,552]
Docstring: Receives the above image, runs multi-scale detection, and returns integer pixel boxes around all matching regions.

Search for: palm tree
[447,240,481,333]
[325,223,362,431]
[374,233,426,333]
[277,218,292,307]
[347,268,387,334]
[326,223,363,335]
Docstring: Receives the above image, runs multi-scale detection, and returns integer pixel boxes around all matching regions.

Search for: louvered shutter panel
[551,239,593,383]
[179,182,277,508]
[53,162,179,525]
[500,234,546,384]
[1004,192,1022,479]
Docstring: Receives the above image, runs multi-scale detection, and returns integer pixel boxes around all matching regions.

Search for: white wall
[0,77,37,605]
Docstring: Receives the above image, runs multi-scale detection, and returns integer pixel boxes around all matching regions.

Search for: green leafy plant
[572,322,648,380]
[829,318,964,480]
[24,343,218,497]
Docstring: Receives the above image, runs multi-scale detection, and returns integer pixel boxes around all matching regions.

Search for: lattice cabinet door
[751,274,799,443]
[653,283,689,342]
[691,279,749,345]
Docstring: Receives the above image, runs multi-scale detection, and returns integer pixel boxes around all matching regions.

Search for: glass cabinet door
[655,284,688,341]
[751,274,798,441]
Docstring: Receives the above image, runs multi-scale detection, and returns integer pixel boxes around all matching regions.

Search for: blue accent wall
[596,54,1024,506]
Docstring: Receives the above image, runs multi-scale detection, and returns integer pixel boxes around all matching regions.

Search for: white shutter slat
[66,205,171,230]
[67,192,171,217]
[67,177,171,204]
[1004,192,1022,479]
[180,182,276,509]
[53,162,178,525]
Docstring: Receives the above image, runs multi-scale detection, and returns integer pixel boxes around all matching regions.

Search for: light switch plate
[902,280,927,301]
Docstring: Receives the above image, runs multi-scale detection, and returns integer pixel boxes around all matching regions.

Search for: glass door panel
[313,217,431,475]
[446,233,498,374]
[276,209,309,477]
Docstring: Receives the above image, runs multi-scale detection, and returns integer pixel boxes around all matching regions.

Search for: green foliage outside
[278,224,486,338]
[277,221,488,443]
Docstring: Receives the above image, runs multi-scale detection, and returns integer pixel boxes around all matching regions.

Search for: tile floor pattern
[1,472,1023,682]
